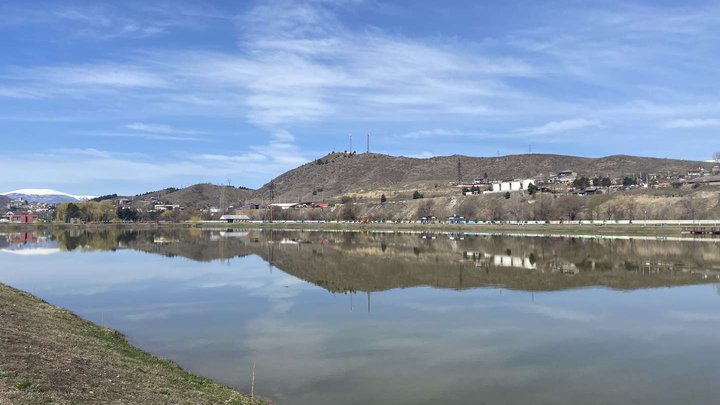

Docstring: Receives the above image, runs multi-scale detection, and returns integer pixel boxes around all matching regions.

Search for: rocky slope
[254,152,712,202]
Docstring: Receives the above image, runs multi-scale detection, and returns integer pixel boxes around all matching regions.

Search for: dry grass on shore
[0,283,260,405]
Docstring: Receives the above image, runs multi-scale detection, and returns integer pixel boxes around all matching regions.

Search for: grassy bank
[0,283,259,405]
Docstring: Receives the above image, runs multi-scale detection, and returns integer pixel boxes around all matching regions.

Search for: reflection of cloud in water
[519,304,599,322]
[196,271,308,314]
[0,248,61,256]
[668,311,720,322]
[121,302,206,321]
[404,300,599,322]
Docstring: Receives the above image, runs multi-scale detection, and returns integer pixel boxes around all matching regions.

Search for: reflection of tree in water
[38,228,720,292]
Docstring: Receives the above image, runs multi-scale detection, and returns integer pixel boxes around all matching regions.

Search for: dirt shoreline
[0,283,260,404]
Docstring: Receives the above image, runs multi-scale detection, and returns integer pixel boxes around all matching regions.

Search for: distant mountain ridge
[24,153,710,208]
[1,189,97,204]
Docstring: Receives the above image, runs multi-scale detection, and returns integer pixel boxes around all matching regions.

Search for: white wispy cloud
[77,131,206,142]
[34,64,167,88]
[0,3,224,40]
[517,119,602,136]
[0,0,540,130]
[661,118,720,129]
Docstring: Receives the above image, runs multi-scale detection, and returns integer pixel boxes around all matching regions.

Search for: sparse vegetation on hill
[253,152,714,202]
[157,183,253,208]
[236,186,719,222]
[61,153,716,224]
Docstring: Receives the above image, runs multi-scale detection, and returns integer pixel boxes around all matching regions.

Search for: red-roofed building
[8,214,38,224]
[687,167,705,177]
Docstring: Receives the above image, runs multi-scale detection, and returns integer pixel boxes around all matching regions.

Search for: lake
[1,228,720,404]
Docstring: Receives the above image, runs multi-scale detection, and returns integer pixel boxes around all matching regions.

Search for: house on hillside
[220,214,250,223]
[687,167,705,177]
[269,203,301,210]
[154,204,182,211]
[549,170,577,183]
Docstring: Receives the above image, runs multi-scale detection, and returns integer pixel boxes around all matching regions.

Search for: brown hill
[131,183,254,209]
[255,152,711,202]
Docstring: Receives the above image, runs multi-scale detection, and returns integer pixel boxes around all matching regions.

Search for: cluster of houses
[686,165,720,186]
[1,198,46,223]
[457,164,720,197]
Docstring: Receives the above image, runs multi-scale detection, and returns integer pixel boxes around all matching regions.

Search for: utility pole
[367,133,370,154]
[349,133,352,152]
[269,181,275,223]
[220,182,226,214]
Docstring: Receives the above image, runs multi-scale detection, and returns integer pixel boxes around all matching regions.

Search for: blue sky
[1,0,719,195]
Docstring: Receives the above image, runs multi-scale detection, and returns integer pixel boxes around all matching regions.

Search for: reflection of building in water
[8,232,37,244]
[464,251,537,270]
[493,254,536,270]
[0,232,57,254]
[153,236,179,244]
[546,262,578,275]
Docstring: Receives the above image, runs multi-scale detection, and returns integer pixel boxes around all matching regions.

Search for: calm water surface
[2,229,720,404]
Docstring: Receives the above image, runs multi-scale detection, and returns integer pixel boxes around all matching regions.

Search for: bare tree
[680,195,703,220]
[416,200,435,218]
[533,194,556,220]
[341,202,357,220]
[487,199,505,221]
[714,151,720,162]
[456,200,477,219]
[506,195,529,220]
[556,195,586,220]
[603,203,621,220]
[622,199,637,220]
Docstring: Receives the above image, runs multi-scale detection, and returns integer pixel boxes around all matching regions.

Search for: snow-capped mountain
[1,189,97,204]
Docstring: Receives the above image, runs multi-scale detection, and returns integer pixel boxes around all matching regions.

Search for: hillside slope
[255,152,712,202]
[132,183,254,209]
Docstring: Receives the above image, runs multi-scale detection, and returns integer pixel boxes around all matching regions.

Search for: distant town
[3,153,720,226]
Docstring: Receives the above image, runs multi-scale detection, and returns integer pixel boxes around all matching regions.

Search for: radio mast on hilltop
[366,133,370,153]
[349,133,352,152]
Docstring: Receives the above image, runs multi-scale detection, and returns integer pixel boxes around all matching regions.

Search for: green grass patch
[16,379,44,393]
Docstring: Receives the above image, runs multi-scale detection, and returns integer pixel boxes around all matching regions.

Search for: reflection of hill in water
[46,229,720,292]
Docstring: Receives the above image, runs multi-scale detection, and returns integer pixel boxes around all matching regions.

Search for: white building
[487,179,535,193]
[220,214,251,223]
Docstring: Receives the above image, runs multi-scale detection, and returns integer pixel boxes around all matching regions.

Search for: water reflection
[1,229,720,404]
[3,229,718,292]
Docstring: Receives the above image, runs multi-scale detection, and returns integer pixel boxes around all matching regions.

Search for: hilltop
[128,183,254,210]
[254,152,713,202]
